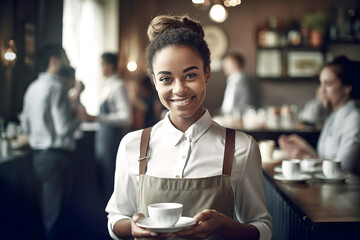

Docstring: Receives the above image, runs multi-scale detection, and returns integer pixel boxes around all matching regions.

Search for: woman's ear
[204,67,211,85]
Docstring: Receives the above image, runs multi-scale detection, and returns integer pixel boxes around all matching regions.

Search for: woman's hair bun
[147,15,205,42]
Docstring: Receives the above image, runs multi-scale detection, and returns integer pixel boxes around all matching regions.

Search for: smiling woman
[152,46,210,131]
[105,15,272,240]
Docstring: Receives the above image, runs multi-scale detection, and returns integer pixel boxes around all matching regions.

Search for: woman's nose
[173,79,187,95]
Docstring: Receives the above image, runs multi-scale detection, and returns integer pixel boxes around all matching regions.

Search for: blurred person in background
[59,66,94,121]
[95,52,131,200]
[221,52,262,116]
[298,85,328,126]
[20,45,82,239]
[279,56,360,175]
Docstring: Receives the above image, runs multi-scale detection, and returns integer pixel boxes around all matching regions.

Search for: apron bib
[137,127,236,239]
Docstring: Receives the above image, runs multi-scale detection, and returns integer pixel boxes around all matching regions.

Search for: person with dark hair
[106,15,272,240]
[95,52,131,200]
[279,56,360,175]
[20,44,81,239]
[221,52,261,116]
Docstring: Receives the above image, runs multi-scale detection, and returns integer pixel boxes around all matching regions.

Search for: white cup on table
[282,159,301,179]
[259,140,275,161]
[322,159,341,178]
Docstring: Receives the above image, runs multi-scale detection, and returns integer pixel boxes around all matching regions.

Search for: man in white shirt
[20,45,80,239]
[95,53,131,200]
[221,52,261,116]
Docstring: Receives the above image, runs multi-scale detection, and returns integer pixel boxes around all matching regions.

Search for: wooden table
[243,127,321,148]
[262,161,360,240]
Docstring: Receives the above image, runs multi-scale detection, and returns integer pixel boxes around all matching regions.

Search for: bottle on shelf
[257,16,280,48]
[287,20,302,47]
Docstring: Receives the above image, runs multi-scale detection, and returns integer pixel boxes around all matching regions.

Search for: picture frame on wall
[256,49,282,78]
[287,51,324,78]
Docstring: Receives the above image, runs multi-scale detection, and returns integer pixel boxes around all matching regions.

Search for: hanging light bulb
[209,4,228,23]
[2,39,17,66]
[127,61,137,72]
[192,0,205,4]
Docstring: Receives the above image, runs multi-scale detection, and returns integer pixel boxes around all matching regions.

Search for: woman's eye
[159,77,171,83]
[185,73,197,79]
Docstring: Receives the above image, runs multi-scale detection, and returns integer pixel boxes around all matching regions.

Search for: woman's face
[319,66,352,111]
[152,45,210,126]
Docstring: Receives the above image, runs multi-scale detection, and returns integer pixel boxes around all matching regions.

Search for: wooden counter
[263,161,360,240]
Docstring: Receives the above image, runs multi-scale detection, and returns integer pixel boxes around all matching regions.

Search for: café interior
[0,0,360,239]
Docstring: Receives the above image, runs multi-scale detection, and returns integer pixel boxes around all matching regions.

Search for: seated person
[279,56,360,176]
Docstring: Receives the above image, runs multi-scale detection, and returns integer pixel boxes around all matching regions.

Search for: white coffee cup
[148,203,183,227]
[282,159,301,179]
[301,158,320,171]
[322,159,341,178]
[259,140,276,160]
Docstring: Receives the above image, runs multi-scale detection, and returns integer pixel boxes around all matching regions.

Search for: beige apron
[137,127,236,239]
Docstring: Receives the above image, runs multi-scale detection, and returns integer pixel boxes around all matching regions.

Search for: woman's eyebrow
[183,66,199,73]
[157,71,172,75]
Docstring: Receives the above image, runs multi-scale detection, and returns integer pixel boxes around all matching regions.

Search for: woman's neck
[169,107,206,132]
[332,97,351,112]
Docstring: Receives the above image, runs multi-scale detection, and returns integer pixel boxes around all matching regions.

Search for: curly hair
[145,15,211,77]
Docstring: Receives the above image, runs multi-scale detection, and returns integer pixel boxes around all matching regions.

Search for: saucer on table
[274,164,322,173]
[273,173,312,182]
[314,173,350,183]
[136,216,196,233]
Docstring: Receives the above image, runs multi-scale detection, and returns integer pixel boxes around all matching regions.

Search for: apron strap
[139,127,235,176]
[139,127,152,175]
[222,128,235,176]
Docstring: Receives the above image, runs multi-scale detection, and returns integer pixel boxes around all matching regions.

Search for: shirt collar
[161,109,213,146]
[39,72,62,82]
[227,71,243,83]
[333,100,357,122]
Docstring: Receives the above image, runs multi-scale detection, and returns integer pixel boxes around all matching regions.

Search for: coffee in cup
[322,159,341,178]
[148,203,183,227]
[282,159,301,179]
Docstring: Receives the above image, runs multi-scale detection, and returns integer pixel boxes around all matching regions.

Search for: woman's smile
[170,96,196,107]
[152,45,210,130]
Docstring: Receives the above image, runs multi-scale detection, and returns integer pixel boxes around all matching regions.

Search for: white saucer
[274,166,322,173]
[136,216,196,233]
[273,173,312,182]
[314,173,350,183]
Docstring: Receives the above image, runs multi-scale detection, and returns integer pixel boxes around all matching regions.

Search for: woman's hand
[131,213,158,239]
[131,213,174,240]
[278,134,318,159]
[175,209,224,239]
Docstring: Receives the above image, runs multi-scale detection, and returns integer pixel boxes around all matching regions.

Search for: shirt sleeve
[50,84,80,139]
[336,113,360,174]
[234,136,273,240]
[99,82,132,127]
[105,133,139,239]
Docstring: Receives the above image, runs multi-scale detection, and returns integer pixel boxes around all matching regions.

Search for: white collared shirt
[106,110,272,240]
[98,75,131,127]
[20,72,80,150]
[317,100,360,174]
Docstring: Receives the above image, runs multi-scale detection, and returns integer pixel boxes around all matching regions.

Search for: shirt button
[175,175,180,178]
[182,155,186,159]
[184,136,187,141]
